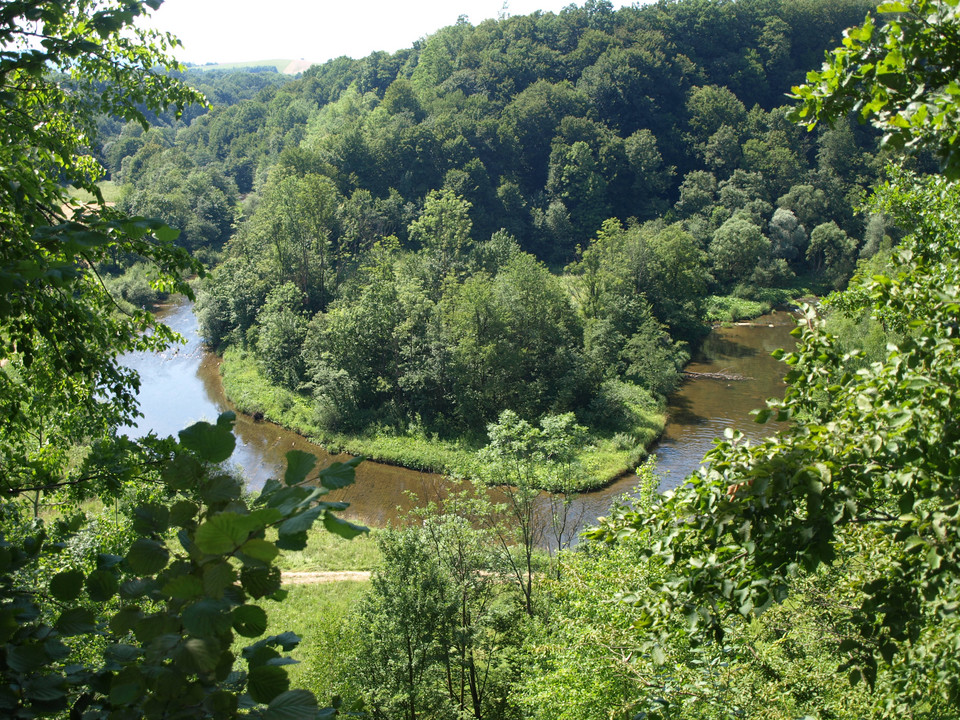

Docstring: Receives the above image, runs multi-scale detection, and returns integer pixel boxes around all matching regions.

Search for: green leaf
[169,500,199,528]
[109,607,144,635]
[49,570,84,602]
[153,223,180,244]
[55,608,97,636]
[23,674,66,703]
[162,575,203,600]
[241,566,282,599]
[109,667,145,706]
[125,539,169,575]
[195,513,253,555]
[132,504,170,535]
[204,690,239,716]
[240,538,280,564]
[203,561,237,597]
[278,506,324,537]
[284,450,317,486]
[179,637,220,673]
[179,420,236,463]
[86,570,119,602]
[248,665,290,705]
[183,598,232,637]
[201,474,243,505]
[318,458,362,490]
[276,531,308,551]
[322,513,367,540]
[233,605,268,638]
[6,644,50,673]
[264,690,319,720]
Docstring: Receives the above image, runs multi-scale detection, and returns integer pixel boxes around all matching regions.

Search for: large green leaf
[240,538,279,564]
[247,665,290,704]
[283,450,317,486]
[125,538,170,575]
[169,500,199,528]
[178,637,221,674]
[49,569,85,602]
[109,667,145,706]
[131,503,170,536]
[317,458,362,490]
[278,506,324,537]
[55,608,97,637]
[86,570,119,602]
[233,605,268,638]
[323,513,367,540]
[200,474,243,505]
[203,561,237,597]
[162,575,203,601]
[179,418,236,464]
[264,690,319,720]
[6,644,50,673]
[183,598,232,637]
[241,566,282,599]
[195,513,253,555]
[23,674,66,703]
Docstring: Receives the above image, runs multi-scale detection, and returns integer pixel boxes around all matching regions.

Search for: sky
[144,0,637,67]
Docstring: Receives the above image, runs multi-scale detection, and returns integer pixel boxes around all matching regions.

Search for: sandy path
[281,570,371,585]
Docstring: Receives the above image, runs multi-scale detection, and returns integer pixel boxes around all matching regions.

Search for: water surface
[122,300,797,529]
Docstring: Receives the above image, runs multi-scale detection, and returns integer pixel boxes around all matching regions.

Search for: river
[120,299,796,528]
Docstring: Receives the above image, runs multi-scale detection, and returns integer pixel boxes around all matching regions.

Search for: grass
[242,581,368,701]
[704,294,770,322]
[274,527,381,573]
[66,181,123,204]
[219,347,667,491]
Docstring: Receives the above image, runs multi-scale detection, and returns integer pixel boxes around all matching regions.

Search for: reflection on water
[570,313,797,523]
[120,299,445,527]
[654,315,796,490]
[122,299,798,529]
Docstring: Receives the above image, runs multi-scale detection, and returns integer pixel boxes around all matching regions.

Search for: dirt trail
[281,570,371,585]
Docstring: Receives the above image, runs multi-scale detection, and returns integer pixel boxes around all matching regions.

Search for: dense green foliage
[0,2,365,718]
[11,0,960,718]
[79,0,889,469]
[581,2,960,717]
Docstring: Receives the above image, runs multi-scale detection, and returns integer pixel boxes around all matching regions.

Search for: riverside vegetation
[3,0,960,718]
[101,0,886,482]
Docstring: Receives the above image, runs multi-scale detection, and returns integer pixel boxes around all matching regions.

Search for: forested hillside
[96,0,896,476]
[5,0,960,718]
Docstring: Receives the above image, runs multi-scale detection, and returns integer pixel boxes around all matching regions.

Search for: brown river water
[120,299,798,530]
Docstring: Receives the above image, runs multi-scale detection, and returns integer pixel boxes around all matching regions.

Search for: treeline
[99,0,900,448]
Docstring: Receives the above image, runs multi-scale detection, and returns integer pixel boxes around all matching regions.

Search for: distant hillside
[189,59,315,74]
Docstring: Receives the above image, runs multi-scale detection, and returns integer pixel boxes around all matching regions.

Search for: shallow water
[121,300,797,528]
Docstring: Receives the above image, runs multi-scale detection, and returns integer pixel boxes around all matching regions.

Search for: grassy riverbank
[219,347,665,490]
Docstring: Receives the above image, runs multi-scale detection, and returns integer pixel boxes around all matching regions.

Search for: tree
[256,283,308,389]
[477,410,589,615]
[792,0,960,178]
[344,528,456,720]
[408,188,474,292]
[0,0,204,499]
[591,3,960,712]
[708,216,771,288]
[768,207,808,264]
[806,220,857,287]
[0,4,365,717]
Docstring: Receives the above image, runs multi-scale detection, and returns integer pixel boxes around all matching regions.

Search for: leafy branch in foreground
[792,0,960,177]
[589,172,960,715]
[0,411,366,718]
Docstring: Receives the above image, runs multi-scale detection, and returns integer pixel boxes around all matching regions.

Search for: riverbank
[218,346,666,491]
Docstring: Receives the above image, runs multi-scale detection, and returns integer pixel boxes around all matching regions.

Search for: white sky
[145,0,638,66]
